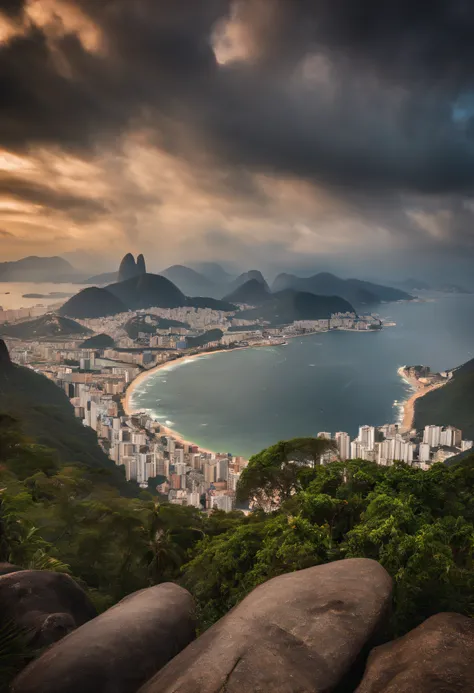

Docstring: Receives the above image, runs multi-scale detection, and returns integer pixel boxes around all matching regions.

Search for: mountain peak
[136,254,147,275]
[223,278,270,304]
[118,254,147,283]
[228,270,270,294]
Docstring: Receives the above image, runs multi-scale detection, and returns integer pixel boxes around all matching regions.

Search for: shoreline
[397,367,448,432]
[122,331,337,455]
[123,347,253,456]
[122,326,392,456]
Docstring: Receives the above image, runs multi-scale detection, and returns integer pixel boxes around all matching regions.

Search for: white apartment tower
[419,443,431,463]
[358,426,375,450]
[423,425,442,447]
[335,432,351,461]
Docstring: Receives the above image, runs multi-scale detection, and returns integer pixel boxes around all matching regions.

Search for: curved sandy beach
[397,367,448,432]
[123,348,246,455]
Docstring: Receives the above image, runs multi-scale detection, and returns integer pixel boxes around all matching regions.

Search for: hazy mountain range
[2,254,414,330]
[2,255,471,303]
[0,256,79,282]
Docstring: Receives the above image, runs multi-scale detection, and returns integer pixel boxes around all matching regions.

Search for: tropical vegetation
[1,415,474,643]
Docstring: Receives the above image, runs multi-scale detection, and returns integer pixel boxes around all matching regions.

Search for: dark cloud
[0,175,107,221]
[2,0,474,264]
[0,0,26,19]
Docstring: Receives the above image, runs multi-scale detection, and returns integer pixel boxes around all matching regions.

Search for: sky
[1,0,474,282]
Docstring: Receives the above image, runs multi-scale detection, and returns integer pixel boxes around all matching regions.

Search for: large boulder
[139,558,392,693]
[0,570,96,648]
[0,562,21,576]
[12,583,196,693]
[355,612,474,693]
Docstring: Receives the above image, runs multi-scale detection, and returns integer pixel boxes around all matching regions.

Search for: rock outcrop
[118,253,147,283]
[0,570,96,649]
[118,253,139,282]
[136,253,147,275]
[139,558,392,693]
[12,582,196,693]
[355,612,474,693]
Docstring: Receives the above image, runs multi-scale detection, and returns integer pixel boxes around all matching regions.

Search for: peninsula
[398,365,450,432]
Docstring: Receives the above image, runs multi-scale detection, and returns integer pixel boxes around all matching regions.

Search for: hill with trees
[0,314,91,339]
[107,273,187,310]
[223,278,271,305]
[414,358,474,439]
[59,287,127,319]
[159,265,220,298]
[0,345,134,496]
[185,296,236,311]
[272,272,412,307]
[80,334,115,349]
[239,289,355,325]
[124,315,190,339]
[186,329,224,348]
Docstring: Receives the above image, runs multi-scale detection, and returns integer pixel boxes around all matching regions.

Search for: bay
[131,295,474,458]
[0,282,81,311]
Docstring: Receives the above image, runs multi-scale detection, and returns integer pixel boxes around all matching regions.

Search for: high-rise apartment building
[335,432,351,461]
[358,426,375,450]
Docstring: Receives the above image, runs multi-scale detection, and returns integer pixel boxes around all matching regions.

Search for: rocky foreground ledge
[6,558,474,692]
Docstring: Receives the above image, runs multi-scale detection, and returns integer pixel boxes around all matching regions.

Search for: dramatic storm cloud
[1,0,474,280]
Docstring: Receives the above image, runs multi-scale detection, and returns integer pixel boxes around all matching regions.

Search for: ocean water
[130,294,474,458]
[0,282,81,311]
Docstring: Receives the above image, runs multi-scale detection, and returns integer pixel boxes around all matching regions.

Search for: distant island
[22,292,74,299]
[0,256,79,283]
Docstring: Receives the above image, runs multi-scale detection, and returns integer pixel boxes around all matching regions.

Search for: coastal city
[1,296,470,511]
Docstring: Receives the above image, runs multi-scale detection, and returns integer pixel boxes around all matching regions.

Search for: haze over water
[133,294,474,458]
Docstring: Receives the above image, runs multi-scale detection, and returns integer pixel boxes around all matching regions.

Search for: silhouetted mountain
[136,254,147,275]
[59,287,127,319]
[227,270,270,294]
[190,262,236,285]
[80,333,115,349]
[160,265,220,298]
[0,356,135,495]
[80,271,118,285]
[0,314,91,339]
[118,254,137,283]
[223,279,271,305]
[272,272,411,306]
[414,358,474,440]
[0,339,11,364]
[0,256,77,282]
[186,296,236,311]
[239,289,355,325]
[118,253,147,283]
[107,273,186,310]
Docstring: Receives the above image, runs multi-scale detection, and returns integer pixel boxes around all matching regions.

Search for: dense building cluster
[4,297,463,513]
[320,424,472,468]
